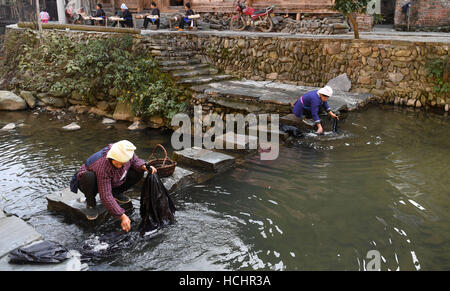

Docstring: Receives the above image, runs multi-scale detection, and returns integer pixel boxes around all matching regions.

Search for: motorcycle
[230,0,275,32]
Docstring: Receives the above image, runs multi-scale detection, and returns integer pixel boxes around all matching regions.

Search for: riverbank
[1,24,448,121]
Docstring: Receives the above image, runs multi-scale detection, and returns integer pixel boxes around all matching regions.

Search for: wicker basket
[147,144,177,178]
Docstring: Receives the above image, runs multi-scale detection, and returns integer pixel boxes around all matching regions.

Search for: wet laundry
[280,124,305,138]
[139,173,176,234]
[332,118,339,133]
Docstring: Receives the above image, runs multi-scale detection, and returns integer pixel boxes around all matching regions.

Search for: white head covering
[318,85,333,97]
[107,140,136,163]
[120,3,128,9]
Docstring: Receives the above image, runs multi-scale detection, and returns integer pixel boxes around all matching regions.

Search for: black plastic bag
[8,241,70,264]
[139,173,176,234]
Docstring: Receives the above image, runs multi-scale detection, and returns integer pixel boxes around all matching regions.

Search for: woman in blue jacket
[293,85,339,134]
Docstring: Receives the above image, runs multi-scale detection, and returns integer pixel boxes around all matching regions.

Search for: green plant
[2,31,190,119]
[372,13,385,25]
[332,0,373,39]
[427,56,449,96]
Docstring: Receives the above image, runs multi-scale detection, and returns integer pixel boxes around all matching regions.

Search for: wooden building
[107,0,336,14]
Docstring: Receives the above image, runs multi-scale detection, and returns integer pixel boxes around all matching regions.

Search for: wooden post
[35,0,42,32]
[56,0,66,24]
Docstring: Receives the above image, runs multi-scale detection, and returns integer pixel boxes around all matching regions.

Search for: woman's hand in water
[329,111,339,120]
[316,124,324,135]
[120,214,131,232]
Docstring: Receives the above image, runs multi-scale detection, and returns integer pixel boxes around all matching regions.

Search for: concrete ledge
[0,216,43,259]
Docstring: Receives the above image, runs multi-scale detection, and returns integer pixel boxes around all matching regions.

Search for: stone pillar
[56,0,66,24]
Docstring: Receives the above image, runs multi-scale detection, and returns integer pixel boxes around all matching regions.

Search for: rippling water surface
[0,105,449,270]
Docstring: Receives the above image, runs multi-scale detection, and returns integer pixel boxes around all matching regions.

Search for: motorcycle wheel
[259,15,273,32]
[230,16,247,31]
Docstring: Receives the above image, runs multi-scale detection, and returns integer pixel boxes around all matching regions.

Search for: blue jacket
[299,90,331,123]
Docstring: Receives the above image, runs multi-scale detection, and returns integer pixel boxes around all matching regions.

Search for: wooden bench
[107,16,125,27]
[133,14,159,29]
[81,15,107,26]
[169,14,201,30]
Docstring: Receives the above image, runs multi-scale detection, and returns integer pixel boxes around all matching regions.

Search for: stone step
[156,55,200,61]
[171,67,219,78]
[158,59,201,67]
[214,131,258,151]
[46,188,133,227]
[0,216,43,259]
[159,51,196,58]
[173,147,235,173]
[160,63,210,72]
[177,74,234,85]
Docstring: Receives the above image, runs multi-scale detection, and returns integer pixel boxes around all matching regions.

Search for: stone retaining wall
[3,26,449,112]
[145,32,448,109]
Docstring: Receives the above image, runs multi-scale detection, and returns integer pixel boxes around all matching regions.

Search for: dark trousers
[143,18,160,29]
[78,168,144,207]
[179,17,191,29]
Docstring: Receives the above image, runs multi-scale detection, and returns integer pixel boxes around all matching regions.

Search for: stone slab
[160,166,195,193]
[173,147,235,173]
[0,216,43,259]
[172,67,218,78]
[214,131,258,151]
[0,248,88,271]
[192,80,374,114]
[177,74,233,85]
[46,188,133,227]
[326,73,352,92]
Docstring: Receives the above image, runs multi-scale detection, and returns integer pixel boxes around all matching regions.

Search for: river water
[0,105,449,271]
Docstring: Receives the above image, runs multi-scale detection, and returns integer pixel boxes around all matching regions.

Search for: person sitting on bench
[143,2,160,29]
[176,2,195,31]
[112,3,133,27]
[91,3,106,25]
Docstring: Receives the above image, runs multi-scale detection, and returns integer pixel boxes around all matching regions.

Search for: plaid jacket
[77,144,145,218]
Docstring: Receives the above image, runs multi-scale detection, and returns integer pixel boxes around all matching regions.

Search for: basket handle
[148,144,168,167]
